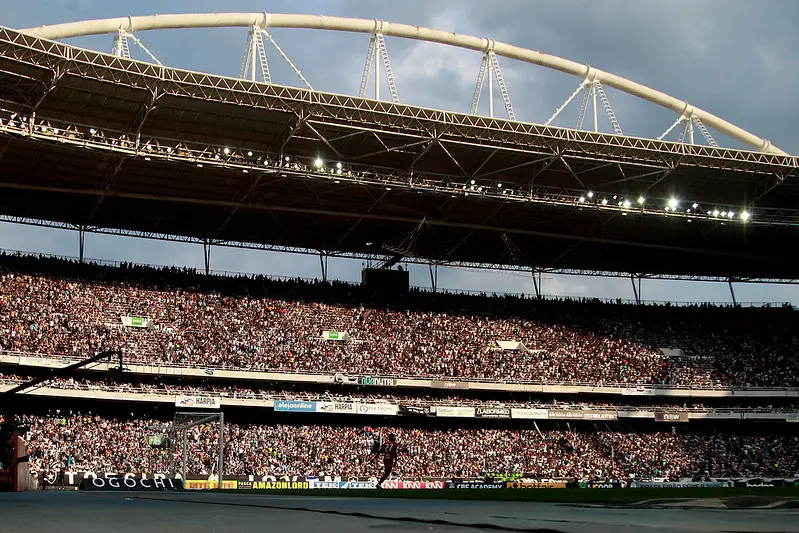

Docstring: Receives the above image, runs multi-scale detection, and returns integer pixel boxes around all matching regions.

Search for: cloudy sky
[1,0,798,304]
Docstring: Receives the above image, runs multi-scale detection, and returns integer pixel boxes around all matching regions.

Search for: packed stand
[18,412,799,480]
[1,373,794,413]
[1,252,798,387]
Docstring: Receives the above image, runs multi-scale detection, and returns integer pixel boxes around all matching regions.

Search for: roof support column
[531,269,542,299]
[203,240,211,275]
[319,251,328,283]
[78,226,86,263]
[429,262,438,293]
[630,274,641,305]
[728,278,738,307]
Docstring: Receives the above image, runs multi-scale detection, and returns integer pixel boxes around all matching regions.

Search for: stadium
[1,8,799,533]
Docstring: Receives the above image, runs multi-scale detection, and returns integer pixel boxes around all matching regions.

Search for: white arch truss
[19,13,787,155]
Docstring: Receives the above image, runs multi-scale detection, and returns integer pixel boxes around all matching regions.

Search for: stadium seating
[1,252,798,387]
[17,412,799,479]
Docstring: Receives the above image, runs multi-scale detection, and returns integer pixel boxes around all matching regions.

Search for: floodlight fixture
[712,210,720,216]
[314,157,324,168]
[741,211,751,221]
[223,147,230,155]
[336,162,343,169]
[668,198,678,209]
[720,211,727,217]
[638,196,645,204]
[692,203,699,209]
[578,196,586,203]
[623,200,631,208]
[587,191,594,198]
[601,198,608,205]
[247,151,253,157]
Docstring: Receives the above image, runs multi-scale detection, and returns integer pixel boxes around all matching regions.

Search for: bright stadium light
[668,198,678,209]
[712,210,720,216]
[601,198,608,205]
[720,211,727,217]
[623,200,631,208]
[638,196,645,204]
[741,211,751,221]
[336,162,343,169]
[223,147,230,155]
[497,183,503,188]
[587,191,594,198]
[727,211,735,218]
[578,196,586,203]
[692,203,699,209]
[314,157,324,168]
[470,179,476,185]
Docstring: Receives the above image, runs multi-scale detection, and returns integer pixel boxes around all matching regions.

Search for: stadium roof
[0,25,798,282]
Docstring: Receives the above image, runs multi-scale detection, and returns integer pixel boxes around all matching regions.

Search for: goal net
[149,411,225,490]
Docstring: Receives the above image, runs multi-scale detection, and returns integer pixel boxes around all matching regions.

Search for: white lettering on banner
[511,408,549,419]
[92,478,105,488]
[154,478,166,489]
[174,395,221,409]
[435,406,475,418]
[140,478,152,488]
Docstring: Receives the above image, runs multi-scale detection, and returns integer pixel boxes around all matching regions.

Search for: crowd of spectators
[17,412,799,480]
[1,252,798,387]
[1,373,794,413]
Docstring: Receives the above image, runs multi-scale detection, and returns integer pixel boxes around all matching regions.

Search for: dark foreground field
[224,486,799,506]
[4,489,799,533]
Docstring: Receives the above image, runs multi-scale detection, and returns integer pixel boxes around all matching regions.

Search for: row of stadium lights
[577,191,751,222]
[0,114,756,223]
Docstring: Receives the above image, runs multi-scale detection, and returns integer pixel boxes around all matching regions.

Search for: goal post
[149,411,225,489]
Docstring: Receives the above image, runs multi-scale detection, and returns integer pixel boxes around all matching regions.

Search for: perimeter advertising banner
[358,377,397,387]
[316,401,357,414]
[547,410,618,421]
[654,411,690,423]
[435,406,476,418]
[629,481,733,488]
[506,480,568,489]
[274,400,317,412]
[174,395,221,409]
[431,380,469,390]
[475,407,511,418]
[511,408,549,419]
[445,481,505,489]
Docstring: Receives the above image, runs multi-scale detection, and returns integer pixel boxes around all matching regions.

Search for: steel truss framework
[16,13,791,155]
[0,26,798,282]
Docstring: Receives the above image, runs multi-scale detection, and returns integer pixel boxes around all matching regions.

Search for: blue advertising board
[274,400,317,412]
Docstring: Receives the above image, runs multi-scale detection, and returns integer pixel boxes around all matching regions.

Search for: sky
[1,0,798,305]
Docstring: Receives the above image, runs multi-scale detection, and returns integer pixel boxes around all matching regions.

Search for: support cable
[657,115,686,141]
[358,36,376,98]
[595,82,623,135]
[260,29,314,90]
[239,29,254,79]
[489,52,516,121]
[376,33,400,103]
[693,116,719,148]
[575,84,591,129]
[545,80,588,126]
[470,53,489,115]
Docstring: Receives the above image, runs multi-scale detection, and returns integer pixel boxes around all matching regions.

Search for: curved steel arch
[19,13,788,156]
